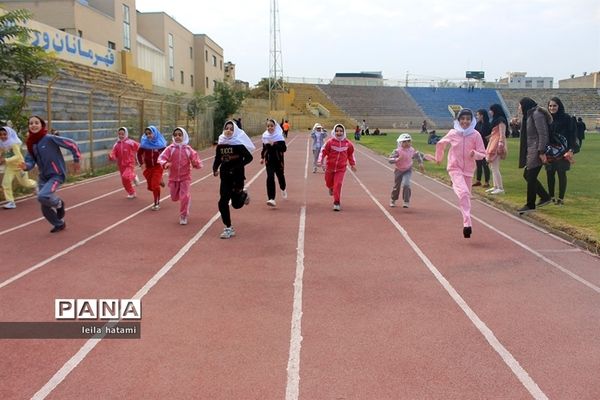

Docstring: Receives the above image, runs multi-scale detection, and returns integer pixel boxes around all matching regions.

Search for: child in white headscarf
[158,127,202,225]
[0,126,37,209]
[434,109,486,238]
[388,133,425,208]
[310,123,327,173]
[213,120,255,239]
[108,127,140,199]
[261,118,287,206]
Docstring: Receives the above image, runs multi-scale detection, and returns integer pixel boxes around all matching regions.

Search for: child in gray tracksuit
[388,133,424,208]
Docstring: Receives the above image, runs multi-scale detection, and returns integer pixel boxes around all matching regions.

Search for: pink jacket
[109,138,139,170]
[158,144,202,182]
[318,138,356,172]
[390,146,423,171]
[435,129,486,177]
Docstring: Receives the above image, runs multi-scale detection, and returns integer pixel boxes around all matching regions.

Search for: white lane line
[285,206,306,400]
[357,148,600,295]
[350,170,549,400]
[31,166,267,400]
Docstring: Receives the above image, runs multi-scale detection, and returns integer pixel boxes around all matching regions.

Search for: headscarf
[140,125,167,149]
[217,120,256,151]
[172,127,190,146]
[547,97,566,118]
[117,127,129,141]
[262,118,286,144]
[312,123,322,131]
[0,126,22,149]
[475,108,491,136]
[453,109,477,136]
[331,123,347,141]
[25,115,48,156]
[518,97,540,168]
[489,104,508,130]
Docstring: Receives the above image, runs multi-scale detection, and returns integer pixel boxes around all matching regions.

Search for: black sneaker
[50,222,66,233]
[56,200,66,220]
[536,198,552,208]
[517,205,534,215]
[463,226,472,238]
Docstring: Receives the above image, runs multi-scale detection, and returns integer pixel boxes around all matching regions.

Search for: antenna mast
[269,0,284,111]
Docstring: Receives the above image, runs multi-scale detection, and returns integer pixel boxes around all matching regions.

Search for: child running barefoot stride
[434,109,486,238]
[108,127,140,199]
[158,127,202,225]
[137,126,166,210]
[318,123,357,211]
[1,126,37,209]
[261,118,287,207]
[388,133,425,208]
[213,120,255,239]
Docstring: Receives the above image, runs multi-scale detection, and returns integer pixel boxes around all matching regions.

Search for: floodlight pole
[269,0,284,111]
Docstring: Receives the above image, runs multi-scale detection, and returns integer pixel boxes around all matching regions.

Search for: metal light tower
[269,0,284,111]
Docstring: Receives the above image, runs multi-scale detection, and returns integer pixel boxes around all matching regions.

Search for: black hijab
[489,104,508,130]
[517,97,538,168]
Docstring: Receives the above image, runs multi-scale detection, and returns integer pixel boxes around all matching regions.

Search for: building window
[180,71,184,84]
[220,60,223,70]
[168,33,174,81]
[213,79,217,88]
[206,77,209,88]
[190,47,193,59]
[108,41,116,50]
[525,80,532,88]
[78,30,83,38]
[212,55,217,67]
[536,80,545,88]
[190,75,194,87]
[123,4,130,50]
[205,50,208,62]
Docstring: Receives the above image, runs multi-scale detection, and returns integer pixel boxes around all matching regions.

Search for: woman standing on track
[434,109,486,238]
[158,127,202,225]
[108,127,140,199]
[0,126,37,209]
[261,118,287,207]
[21,115,81,233]
[485,104,508,195]
[213,120,254,239]
[318,123,357,211]
[137,125,166,211]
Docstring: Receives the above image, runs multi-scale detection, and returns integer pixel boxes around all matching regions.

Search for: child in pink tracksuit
[318,123,357,211]
[158,127,202,225]
[435,109,486,238]
[388,133,425,208]
[108,127,140,198]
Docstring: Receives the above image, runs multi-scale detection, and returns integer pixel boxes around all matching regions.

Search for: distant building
[332,72,384,86]
[224,61,236,85]
[498,72,553,89]
[559,72,600,88]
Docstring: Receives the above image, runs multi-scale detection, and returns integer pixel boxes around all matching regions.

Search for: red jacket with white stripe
[318,138,356,172]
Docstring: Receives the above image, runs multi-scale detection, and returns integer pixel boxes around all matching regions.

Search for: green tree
[0,9,58,133]
[211,82,246,140]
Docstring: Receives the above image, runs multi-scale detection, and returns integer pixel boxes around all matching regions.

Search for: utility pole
[269,0,284,111]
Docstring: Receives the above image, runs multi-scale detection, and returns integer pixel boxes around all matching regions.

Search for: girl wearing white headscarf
[434,109,486,238]
[0,126,37,209]
[310,123,328,173]
[108,127,140,199]
[158,127,202,225]
[213,120,254,239]
[261,118,287,206]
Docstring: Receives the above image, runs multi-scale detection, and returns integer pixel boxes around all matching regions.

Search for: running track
[1,133,599,400]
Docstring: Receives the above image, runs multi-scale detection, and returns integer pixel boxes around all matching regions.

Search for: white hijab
[0,126,22,149]
[117,127,129,141]
[218,120,256,151]
[330,123,347,141]
[173,127,190,146]
[453,109,477,136]
[262,118,286,144]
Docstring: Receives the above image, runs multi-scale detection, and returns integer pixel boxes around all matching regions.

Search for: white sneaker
[151,204,160,211]
[266,199,276,207]
[333,204,341,211]
[390,200,396,207]
[485,187,495,193]
[220,226,235,239]
[281,189,288,199]
[3,201,16,209]
[133,176,140,186]
[179,216,188,225]
[403,202,409,208]
[127,193,136,199]
[490,188,505,195]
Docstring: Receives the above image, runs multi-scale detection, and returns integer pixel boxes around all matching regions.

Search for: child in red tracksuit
[108,127,140,198]
[137,125,166,210]
[158,127,202,225]
[318,123,357,211]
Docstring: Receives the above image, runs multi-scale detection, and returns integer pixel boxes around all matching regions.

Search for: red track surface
[1,133,599,400]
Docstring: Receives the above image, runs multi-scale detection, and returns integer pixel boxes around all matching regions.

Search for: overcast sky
[136,0,600,86]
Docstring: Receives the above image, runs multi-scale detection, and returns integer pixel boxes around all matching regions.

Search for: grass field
[357,130,600,252]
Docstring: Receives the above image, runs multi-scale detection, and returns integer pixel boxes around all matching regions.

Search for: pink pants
[449,171,473,227]
[169,180,191,217]
[119,166,136,195]
[325,169,346,205]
